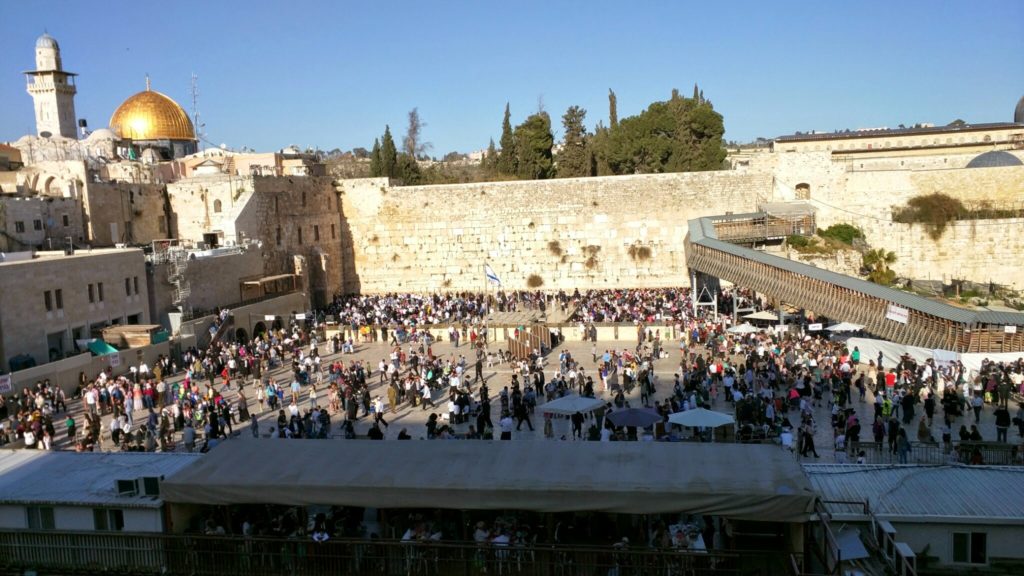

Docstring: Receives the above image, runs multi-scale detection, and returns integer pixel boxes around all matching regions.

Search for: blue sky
[2,0,1022,154]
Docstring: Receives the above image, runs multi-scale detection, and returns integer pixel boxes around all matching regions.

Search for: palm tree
[862,249,897,285]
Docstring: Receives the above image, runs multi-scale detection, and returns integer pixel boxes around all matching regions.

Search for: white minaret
[25,33,78,139]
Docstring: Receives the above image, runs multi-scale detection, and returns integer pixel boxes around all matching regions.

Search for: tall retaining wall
[337,173,774,293]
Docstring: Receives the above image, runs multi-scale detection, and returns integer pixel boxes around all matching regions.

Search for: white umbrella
[539,394,606,416]
[743,310,780,321]
[727,323,759,334]
[667,408,735,428]
[826,322,864,332]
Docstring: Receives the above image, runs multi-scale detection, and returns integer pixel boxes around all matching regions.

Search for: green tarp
[87,340,118,356]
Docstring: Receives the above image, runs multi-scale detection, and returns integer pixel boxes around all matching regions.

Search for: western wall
[337,149,1024,294]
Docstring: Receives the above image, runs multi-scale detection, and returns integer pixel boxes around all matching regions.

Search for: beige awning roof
[162,441,816,522]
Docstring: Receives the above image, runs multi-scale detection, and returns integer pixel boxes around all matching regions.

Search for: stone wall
[82,182,168,246]
[338,172,774,293]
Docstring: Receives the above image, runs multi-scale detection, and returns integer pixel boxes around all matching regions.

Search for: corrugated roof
[688,217,1024,327]
[0,450,201,509]
[804,464,1024,523]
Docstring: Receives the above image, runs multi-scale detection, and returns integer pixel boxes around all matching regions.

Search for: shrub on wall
[526,274,544,288]
[892,193,965,240]
[817,223,864,245]
[548,240,562,256]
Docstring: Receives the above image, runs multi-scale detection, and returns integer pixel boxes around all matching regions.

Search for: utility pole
[190,73,203,151]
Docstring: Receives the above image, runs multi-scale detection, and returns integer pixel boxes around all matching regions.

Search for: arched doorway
[253,322,267,339]
[235,327,249,343]
[271,316,283,331]
[795,183,811,200]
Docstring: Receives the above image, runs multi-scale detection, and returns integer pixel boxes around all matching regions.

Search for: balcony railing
[0,530,798,576]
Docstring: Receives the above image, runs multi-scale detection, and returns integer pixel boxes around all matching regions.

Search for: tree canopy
[513,112,554,180]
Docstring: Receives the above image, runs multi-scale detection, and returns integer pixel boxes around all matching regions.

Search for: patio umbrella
[605,407,662,428]
[826,322,864,332]
[667,408,735,428]
[727,323,759,334]
[743,310,779,321]
[539,394,606,416]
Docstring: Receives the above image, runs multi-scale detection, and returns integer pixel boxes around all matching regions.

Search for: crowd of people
[3,286,1024,467]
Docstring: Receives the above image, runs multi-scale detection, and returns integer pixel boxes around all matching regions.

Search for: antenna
[190,72,203,151]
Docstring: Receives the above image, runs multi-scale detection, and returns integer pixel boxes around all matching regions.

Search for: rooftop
[0,450,201,509]
[0,247,143,267]
[775,122,1023,143]
[804,464,1024,524]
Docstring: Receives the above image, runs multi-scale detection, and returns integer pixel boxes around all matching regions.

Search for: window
[213,199,223,213]
[14,221,25,233]
[88,283,95,303]
[133,276,139,295]
[158,217,166,233]
[953,532,986,564]
[44,290,53,312]
[331,224,336,240]
[98,282,104,302]
[27,506,55,530]
[62,214,70,227]
[274,196,279,213]
[125,278,131,297]
[275,227,281,246]
[55,289,63,309]
[297,227,303,245]
[33,219,43,231]
[314,225,320,242]
[302,191,307,207]
[93,508,125,532]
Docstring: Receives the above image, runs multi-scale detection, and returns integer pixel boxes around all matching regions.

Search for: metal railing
[851,440,1021,466]
[0,530,798,576]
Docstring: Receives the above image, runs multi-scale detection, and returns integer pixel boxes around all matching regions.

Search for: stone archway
[795,183,811,200]
[235,327,249,343]
[43,176,56,196]
[271,316,283,331]
[253,322,267,339]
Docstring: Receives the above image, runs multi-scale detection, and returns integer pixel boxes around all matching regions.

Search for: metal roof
[804,464,1024,524]
[774,122,1023,143]
[688,217,1024,327]
[0,450,201,509]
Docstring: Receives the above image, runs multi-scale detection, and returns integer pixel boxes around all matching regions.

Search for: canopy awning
[743,310,780,321]
[87,340,118,356]
[162,441,816,522]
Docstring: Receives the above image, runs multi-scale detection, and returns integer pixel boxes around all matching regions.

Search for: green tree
[482,138,498,174]
[381,125,398,178]
[595,89,726,174]
[369,138,382,176]
[513,112,554,179]
[608,89,618,128]
[862,249,898,285]
[557,105,591,178]
[496,103,517,175]
[395,153,421,184]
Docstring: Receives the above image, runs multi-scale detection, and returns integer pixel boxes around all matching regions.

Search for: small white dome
[36,33,59,50]
[85,128,119,141]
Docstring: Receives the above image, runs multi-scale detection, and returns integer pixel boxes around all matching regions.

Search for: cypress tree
[497,103,517,175]
[381,125,398,178]
[369,138,382,177]
[608,89,618,128]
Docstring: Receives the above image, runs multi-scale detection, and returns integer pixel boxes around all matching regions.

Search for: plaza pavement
[52,337,1018,461]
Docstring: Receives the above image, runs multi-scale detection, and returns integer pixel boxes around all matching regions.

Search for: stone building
[0,195,85,251]
[0,248,149,372]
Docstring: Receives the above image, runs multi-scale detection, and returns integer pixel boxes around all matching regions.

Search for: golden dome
[109,86,195,141]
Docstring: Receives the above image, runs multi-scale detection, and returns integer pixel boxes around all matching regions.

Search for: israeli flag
[484,263,502,286]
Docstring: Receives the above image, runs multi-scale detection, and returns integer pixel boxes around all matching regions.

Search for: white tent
[744,310,780,321]
[826,322,864,332]
[539,394,606,416]
[727,323,759,334]
[667,408,735,428]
